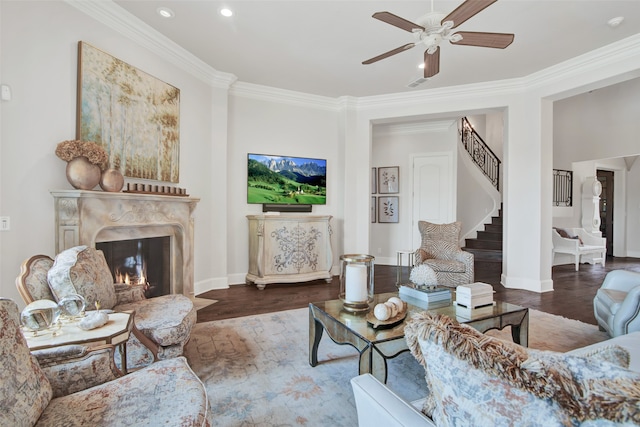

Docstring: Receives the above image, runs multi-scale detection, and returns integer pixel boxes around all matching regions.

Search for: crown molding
[354,77,527,110]
[229,81,339,111]
[67,1,640,110]
[65,0,237,88]
[374,120,456,136]
[525,33,640,92]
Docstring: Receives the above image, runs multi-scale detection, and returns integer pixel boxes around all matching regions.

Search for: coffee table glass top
[310,291,527,343]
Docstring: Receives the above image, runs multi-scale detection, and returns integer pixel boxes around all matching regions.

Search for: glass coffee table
[309,292,529,383]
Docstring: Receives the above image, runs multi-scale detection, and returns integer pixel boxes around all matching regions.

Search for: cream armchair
[16,246,196,370]
[413,221,474,287]
[0,298,211,426]
[594,270,640,337]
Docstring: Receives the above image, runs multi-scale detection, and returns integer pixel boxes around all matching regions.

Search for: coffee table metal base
[309,304,407,383]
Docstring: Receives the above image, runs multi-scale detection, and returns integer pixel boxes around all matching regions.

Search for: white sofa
[352,329,640,426]
[552,227,606,271]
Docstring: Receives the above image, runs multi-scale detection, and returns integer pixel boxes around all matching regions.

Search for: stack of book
[398,284,452,305]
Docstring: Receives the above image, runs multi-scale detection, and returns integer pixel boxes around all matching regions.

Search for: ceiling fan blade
[442,0,497,28]
[451,31,514,48]
[372,11,425,33]
[424,47,440,78]
[362,43,416,65]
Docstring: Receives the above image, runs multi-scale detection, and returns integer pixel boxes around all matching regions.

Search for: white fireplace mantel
[51,190,200,298]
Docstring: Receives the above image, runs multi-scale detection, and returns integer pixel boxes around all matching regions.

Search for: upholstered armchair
[16,245,196,370]
[414,221,474,287]
[594,270,640,337]
[0,298,211,426]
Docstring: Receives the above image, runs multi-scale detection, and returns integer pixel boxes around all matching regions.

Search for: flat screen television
[247,153,326,205]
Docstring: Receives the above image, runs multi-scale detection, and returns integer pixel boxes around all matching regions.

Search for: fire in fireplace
[97,237,171,299]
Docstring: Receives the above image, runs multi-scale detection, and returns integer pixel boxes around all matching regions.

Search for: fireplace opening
[97,237,171,298]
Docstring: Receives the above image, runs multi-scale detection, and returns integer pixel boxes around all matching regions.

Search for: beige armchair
[0,298,211,426]
[414,221,474,287]
[16,245,196,370]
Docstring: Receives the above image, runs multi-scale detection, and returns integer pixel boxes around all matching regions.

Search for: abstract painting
[77,41,180,182]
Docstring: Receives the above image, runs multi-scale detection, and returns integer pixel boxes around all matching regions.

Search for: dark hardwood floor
[196,257,640,325]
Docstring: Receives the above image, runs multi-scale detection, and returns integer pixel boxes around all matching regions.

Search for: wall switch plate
[0,217,10,231]
[1,85,11,101]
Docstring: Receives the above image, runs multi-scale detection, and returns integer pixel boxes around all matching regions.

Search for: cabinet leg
[256,284,266,290]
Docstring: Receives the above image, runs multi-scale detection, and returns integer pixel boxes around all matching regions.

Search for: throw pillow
[418,221,462,260]
[405,312,640,425]
[47,246,117,310]
[555,227,571,238]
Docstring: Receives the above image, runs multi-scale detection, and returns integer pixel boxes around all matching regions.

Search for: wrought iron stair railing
[553,169,573,206]
[460,117,500,190]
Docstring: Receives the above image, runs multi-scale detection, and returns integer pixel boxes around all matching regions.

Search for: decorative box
[455,282,494,308]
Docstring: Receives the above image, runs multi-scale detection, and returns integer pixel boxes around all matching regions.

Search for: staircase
[463,205,503,262]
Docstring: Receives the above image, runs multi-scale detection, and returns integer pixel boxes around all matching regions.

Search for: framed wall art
[378,196,399,223]
[378,166,399,194]
[77,41,181,183]
[371,167,377,194]
[371,196,376,223]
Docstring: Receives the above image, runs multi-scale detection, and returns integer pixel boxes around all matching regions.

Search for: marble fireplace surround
[51,190,200,298]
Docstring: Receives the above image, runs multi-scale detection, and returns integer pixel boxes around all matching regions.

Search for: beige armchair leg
[131,324,159,364]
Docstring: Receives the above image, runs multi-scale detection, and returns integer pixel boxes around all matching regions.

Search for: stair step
[491,217,503,226]
[476,231,502,241]
[464,239,502,250]
[484,224,502,233]
[465,248,503,262]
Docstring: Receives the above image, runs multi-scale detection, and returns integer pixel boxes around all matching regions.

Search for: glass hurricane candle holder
[339,254,375,312]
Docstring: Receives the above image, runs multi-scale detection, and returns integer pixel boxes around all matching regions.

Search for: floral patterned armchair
[0,298,211,426]
[16,246,196,370]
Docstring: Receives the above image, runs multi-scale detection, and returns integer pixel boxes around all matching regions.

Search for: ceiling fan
[362,0,514,79]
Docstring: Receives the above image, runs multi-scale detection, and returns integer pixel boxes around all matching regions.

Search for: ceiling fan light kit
[363,0,514,80]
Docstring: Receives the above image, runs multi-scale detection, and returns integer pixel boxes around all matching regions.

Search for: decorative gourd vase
[100,168,125,192]
[65,156,101,190]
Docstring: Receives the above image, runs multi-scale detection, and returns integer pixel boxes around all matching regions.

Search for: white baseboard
[227,273,247,286]
[501,274,554,293]
[194,277,229,295]
[626,251,640,258]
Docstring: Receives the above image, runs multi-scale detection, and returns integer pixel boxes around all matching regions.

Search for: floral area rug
[184,307,608,426]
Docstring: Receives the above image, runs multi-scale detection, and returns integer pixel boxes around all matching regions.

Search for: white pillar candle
[345,264,368,302]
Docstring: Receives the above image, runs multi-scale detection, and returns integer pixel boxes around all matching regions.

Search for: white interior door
[412,153,455,249]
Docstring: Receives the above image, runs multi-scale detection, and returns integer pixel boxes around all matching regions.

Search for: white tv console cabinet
[246,215,333,289]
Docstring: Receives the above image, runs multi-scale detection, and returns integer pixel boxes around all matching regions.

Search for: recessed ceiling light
[157,7,174,19]
[608,16,624,28]
[220,8,233,17]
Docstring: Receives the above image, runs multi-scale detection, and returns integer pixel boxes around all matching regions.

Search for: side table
[396,249,414,285]
[25,311,134,374]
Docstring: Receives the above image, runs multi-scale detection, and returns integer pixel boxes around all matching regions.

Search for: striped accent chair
[414,221,474,287]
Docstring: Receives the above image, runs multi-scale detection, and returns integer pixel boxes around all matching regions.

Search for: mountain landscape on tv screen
[247,155,326,205]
